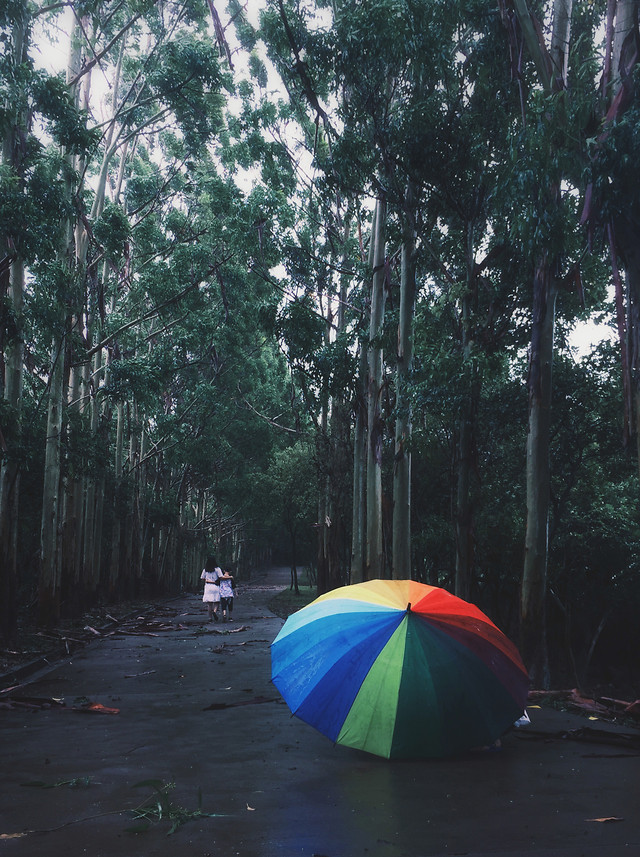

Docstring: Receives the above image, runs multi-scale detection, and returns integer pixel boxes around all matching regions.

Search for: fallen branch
[516,726,640,751]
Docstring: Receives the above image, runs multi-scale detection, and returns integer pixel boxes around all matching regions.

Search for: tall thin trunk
[454,224,481,601]
[316,267,331,594]
[108,400,125,594]
[82,348,103,592]
[549,0,573,86]
[608,2,640,475]
[521,261,558,685]
[60,366,87,609]
[392,187,416,580]
[350,342,367,583]
[366,196,387,579]
[503,0,572,685]
[611,0,636,92]
[123,400,140,592]
[39,331,66,625]
[38,10,86,624]
[0,257,25,642]
[351,209,375,584]
[0,7,29,643]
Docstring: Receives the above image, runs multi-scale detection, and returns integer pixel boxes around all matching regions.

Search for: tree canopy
[1,0,639,690]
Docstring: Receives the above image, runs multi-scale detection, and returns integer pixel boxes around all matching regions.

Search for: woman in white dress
[201,555,222,621]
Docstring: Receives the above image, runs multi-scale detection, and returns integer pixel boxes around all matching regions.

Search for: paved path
[1,566,639,856]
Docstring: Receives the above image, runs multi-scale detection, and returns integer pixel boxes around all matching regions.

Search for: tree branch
[84,280,203,359]
[239,387,299,435]
[68,9,145,87]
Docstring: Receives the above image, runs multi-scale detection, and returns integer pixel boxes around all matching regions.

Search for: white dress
[201,568,221,602]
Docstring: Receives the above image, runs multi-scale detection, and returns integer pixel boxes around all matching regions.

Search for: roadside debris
[528,688,640,723]
[203,695,278,711]
[516,725,640,752]
[0,695,119,714]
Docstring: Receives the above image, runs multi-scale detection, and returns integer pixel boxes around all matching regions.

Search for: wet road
[1,566,638,856]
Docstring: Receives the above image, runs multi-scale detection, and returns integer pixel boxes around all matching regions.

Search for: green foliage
[93,202,131,264]
[0,0,30,30]
[589,94,640,226]
[252,442,317,562]
[248,51,269,89]
[103,359,162,405]
[275,297,325,365]
[31,73,99,152]
[146,34,229,152]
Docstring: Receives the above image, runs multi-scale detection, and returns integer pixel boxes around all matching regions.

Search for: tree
[0,0,31,643]
[498,0,591,684]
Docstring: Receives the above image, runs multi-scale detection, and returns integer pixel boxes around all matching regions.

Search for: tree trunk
[611,0,636,93]
[38,331,66,626]
[615,222,640,473]
[0,257,24,643]
[316,324,330,594]
[454,226,481,601]
[351,206,377,584]
[521,260,558,686]
[61,361,84,612]
[549,0,573,86]
[609,1,640,475]
[366,196,387,580]
[454,388,476,601]
[392,188,417,580]
[350,342,367,583]
[505,0,573,686]
[0,7,29,643]
[38,8,86,624]
[108,400,125,595]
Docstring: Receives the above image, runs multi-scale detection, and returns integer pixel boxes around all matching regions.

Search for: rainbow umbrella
[271,579,529,759]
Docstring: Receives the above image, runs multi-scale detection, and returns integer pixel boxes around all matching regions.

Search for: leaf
[585,817,624,823]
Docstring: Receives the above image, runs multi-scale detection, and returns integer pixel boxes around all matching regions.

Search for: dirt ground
[1,566,639,857]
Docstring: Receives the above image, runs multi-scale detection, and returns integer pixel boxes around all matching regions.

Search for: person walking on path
[201,556,223,621]
[219,569,235,621]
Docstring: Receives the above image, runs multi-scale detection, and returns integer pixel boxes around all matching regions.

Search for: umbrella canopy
[271,579,529,759]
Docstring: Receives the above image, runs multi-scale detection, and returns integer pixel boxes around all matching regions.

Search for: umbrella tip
[407,602,411,612]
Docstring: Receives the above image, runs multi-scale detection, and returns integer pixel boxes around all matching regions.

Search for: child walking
[219,570,235,622]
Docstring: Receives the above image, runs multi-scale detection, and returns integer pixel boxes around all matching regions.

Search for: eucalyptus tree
[402,3,529,599]
[497,0,618,682]
[257,0,527,591]
[259,0,428,582]
[0,0,298,623]
[579,1,640,470]
[29,0,238,621]
[325,0,535,596]
[249,0,363,591]
[0,0,94,636]
[0,0,31,643]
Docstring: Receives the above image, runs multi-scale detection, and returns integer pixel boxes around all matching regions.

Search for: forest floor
[1,566,640,856]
